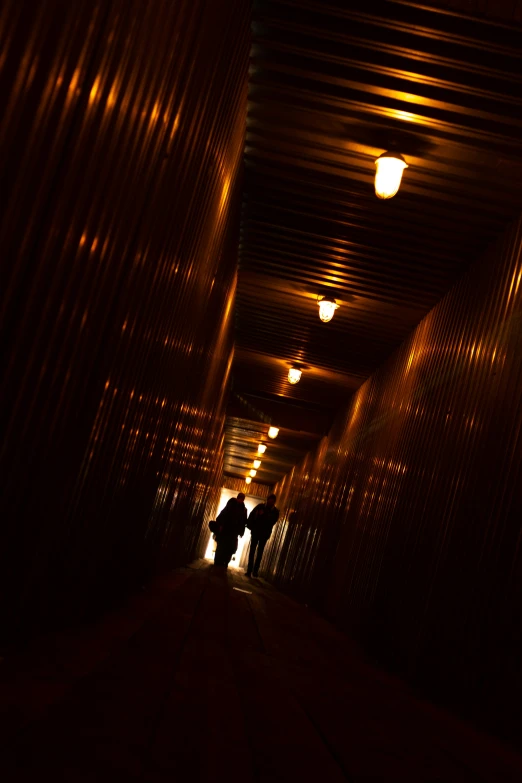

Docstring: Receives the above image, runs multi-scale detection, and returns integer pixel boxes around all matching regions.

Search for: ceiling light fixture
[374,151,408,199]
[257,443,267,455]
[253,459,261,469]
[268,426,279,439]
[288,366,302,385]
[318,296,339,323]
[245,476,252,484]
[249,469,257,477]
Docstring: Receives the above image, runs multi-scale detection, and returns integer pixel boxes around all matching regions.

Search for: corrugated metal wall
[0,0,250,637]
[222,476,272,499]
[266,215,522,739]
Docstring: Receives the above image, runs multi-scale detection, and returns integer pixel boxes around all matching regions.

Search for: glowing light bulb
[318,297,339,323]
[268,427,279,439]
[249,469,257,477]
[374,152,407,199]
[253,459,261,469]
[288,367,302,385]
[257,444,267,455]
[245,476,252,484]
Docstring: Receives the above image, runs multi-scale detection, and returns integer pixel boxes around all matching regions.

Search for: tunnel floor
[1,562,521,782]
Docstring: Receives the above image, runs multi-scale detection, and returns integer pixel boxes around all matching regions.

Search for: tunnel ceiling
[224,0,522,486]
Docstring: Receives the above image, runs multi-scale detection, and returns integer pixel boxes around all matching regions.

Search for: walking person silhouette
[245,494,279,577]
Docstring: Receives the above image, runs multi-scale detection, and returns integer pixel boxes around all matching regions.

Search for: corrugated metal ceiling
[225,0,522,485]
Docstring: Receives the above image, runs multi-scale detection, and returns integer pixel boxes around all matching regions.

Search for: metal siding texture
[222,476,273,499]
[224,410,322,484]
[431,0,522,22]
[0,0,249,634]
[266,214,522,739]
[228,0,522,486]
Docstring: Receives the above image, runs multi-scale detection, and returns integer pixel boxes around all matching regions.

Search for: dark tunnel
[2,0,522,780]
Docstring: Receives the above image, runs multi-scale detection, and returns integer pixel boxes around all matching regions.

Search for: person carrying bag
[213,494,247,568]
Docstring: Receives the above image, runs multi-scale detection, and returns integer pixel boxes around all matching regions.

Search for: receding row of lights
[286,152,408,387]
[245,153,408,481]
[285,296,339,386]
[244,428,278,484]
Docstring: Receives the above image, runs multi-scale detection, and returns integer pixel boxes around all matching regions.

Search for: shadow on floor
[1,562,521,781]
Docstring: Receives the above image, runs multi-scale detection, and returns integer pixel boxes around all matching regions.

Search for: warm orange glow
[219,175,231,213]
[89,76,101,105]
[257,443,267,454]
[245,476,252,485]
[249,469,257,477]
[106,83,118,109]
[68,68,80,99]
[253,459,261,469]
[268,426,279,439]
[150,101,160,124]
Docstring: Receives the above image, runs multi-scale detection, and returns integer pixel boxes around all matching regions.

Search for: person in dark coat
[246,493,279,577]
[214,493,247,568]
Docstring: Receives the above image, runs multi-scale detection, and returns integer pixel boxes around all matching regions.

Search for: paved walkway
[1,562,521,781]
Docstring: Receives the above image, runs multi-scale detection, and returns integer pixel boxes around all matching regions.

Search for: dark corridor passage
[2,564,522,783]
[3,0,522,778]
